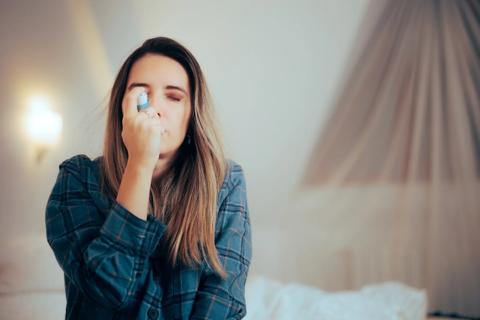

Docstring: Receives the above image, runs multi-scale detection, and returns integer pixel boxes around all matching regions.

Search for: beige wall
[0,0,369,283]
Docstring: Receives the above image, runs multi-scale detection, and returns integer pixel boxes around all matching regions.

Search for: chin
[158,149,175,160]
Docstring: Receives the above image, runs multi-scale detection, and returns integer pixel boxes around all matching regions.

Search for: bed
[0,234,434,319]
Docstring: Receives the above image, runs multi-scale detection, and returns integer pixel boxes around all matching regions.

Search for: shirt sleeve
[190,163,253,319]
[45,155,166,310]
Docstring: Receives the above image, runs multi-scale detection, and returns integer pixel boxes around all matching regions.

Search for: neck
[152,151,178,179]
[153,157,171,179]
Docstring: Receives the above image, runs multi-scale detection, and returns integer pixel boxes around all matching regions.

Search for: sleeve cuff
[100,201,166,257]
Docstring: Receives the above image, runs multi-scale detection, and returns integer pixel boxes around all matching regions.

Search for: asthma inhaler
[136,92,166,135]
[137,92,150,111]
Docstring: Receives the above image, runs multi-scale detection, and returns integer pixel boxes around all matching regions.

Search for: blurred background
[1,0,479,319]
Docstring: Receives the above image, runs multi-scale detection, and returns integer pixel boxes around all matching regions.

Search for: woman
[45,37,252,319]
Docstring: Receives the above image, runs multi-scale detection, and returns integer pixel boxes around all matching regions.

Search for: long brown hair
[100,37,228,278]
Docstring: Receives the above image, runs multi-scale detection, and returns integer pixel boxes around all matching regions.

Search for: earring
[186,134,191,145]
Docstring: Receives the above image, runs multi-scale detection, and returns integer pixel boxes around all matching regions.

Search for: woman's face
[125,53,192,159]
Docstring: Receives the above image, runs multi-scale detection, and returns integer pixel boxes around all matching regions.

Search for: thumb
[122,86,147,119]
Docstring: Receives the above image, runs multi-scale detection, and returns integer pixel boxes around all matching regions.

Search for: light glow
[25,95,63,147]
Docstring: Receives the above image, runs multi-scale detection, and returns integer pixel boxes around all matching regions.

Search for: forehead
[128,54,189,93]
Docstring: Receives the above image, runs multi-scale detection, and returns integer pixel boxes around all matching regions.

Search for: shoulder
[217,159,247,202]
[49,154,110,211]
[57,153,102,185]
[216,159,248,211]
[59,153,100,170]
[224,159,247,190]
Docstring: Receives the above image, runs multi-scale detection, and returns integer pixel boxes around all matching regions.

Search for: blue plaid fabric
[45,154,252,319]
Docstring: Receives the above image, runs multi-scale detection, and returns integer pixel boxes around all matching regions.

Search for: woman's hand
[121,87,164,170]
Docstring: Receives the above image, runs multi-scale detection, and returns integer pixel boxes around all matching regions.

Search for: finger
[122,87,148,119]
[145,115,165,134]
[139,108,163,129]
[139,106,157,117]
[141,109,160,124]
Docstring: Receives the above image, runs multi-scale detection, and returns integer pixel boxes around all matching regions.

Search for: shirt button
[147,307,159,319]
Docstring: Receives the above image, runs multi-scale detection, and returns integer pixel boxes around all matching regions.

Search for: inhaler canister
[137,92,150,111]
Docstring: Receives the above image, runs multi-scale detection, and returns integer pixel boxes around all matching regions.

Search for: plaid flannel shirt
[45,154,252,319]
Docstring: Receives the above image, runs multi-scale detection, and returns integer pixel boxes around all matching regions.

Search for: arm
[116,159,155,221]
[190,163,253,319]
[45,155,165,310]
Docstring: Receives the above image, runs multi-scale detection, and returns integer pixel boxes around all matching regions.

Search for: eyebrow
[127,82,188,95]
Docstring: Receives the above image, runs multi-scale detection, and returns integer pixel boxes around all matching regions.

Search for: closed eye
[168,96,182,102]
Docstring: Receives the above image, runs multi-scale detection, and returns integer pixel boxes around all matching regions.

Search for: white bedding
[245,275,427,320]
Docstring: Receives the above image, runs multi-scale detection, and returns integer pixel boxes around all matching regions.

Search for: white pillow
[245,275,427,320]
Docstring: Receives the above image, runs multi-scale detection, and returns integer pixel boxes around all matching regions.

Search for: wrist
[127,157,156,173]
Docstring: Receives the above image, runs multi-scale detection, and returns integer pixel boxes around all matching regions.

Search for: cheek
[179,105,191,131]
[185,104,192,125]
[170,109,190,135]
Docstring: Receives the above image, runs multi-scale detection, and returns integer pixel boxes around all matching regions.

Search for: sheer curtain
[298,0,480,315]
